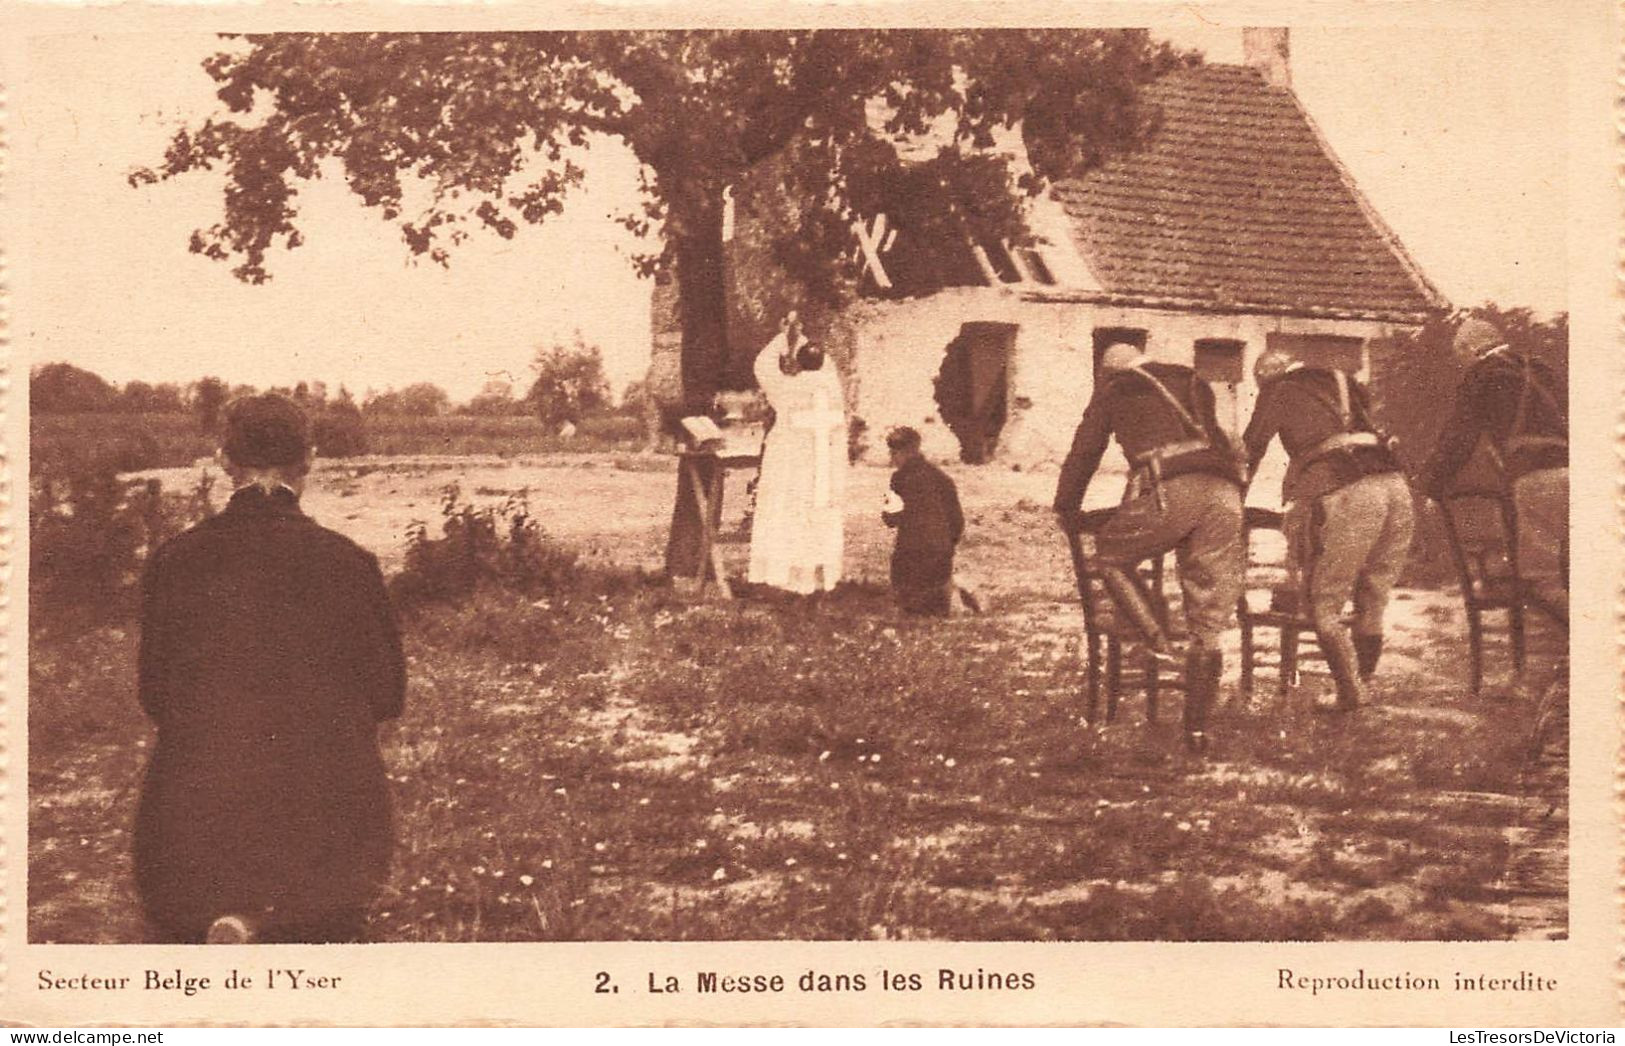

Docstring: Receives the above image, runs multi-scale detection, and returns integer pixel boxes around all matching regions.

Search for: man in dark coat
[1421,317,1568,624]
[1053,343,1245,753]
[135,394,405,944]
[1242,348,1414,713]
[881,427,965,616]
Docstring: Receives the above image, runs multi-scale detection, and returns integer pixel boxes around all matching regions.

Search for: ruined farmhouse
[649,29,1446,467]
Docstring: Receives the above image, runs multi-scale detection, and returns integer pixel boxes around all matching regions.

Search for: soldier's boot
[1314,625,1366,714]
[1353,633,1383,680]
[1100,566,1176,663]
[1183,647,1222,753]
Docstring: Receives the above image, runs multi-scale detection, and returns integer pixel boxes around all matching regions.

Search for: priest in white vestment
[748,318,848,594]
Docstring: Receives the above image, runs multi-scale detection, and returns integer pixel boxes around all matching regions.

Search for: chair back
[1437,484,1519,602]
[1063,508,1120,634]
[1239,506,1299,619]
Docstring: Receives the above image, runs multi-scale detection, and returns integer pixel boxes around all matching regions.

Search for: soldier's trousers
[1290,471,1415,637]
[1094,473,1244,649]
[1512,466,1568,623]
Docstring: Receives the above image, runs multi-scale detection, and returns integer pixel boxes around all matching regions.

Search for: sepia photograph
[15,9,1584,971]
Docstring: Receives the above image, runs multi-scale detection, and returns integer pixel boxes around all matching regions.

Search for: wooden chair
[1236,507,1320,700]
[1063,507,1183,725]
[1436,484,1526,698]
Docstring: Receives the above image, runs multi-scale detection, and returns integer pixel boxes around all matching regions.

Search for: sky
[13,23,1568,403]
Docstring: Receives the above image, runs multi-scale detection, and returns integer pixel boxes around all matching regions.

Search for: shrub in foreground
[30,462,214,636]
[390,485,586,609]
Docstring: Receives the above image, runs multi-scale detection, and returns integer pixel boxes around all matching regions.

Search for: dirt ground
[36,451,1563,943]
[138,449,1285,592]
[137,450,1457,688]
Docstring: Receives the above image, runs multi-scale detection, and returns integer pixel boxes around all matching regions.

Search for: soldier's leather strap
[1117,366,1210,441]
[1125,438,1211,507]
[1480,347,1566,477]
[1504,348,1565,448]
[1505,435,1568,453]
[1128,438,1212,468]
[1283,431,1384,499]
[1293,370,1369,434]
[1298,431,1382,459]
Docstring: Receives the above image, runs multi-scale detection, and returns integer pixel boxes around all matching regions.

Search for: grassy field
[31,412,216,474]
[30,411,644,475]
[28,455,1567,942]
[362,413,643,457]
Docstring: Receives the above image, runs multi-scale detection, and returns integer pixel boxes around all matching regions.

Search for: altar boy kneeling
[882,427,965,616]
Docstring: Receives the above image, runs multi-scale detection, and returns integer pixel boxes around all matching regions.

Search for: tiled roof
[1050,64,1442,319]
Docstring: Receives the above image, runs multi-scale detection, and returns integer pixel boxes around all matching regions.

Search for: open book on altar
[678,415,724,449]
[679,414,765,462]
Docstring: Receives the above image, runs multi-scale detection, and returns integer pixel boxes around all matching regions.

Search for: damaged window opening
[934,322,1020,464]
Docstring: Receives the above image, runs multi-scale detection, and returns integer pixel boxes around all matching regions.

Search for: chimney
[1242,27,1291,89]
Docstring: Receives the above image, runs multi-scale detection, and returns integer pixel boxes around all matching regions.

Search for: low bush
[313,401,369,458]
[576,413,644,443]
[847,415,869,464]
[390,485,587,609]
[32,413,213,476]
[30,461,214,637]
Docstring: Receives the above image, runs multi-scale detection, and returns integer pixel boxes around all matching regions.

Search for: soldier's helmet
[1098,343,1145,373]
[1452,317,1506,362]
[1253,346,1297,383]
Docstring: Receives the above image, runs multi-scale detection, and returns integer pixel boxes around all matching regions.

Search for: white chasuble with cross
[748,333,848,594]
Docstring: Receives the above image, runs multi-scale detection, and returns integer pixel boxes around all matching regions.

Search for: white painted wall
[843,287,1400,470]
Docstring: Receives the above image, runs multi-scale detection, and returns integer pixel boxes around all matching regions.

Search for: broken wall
[841,289,1399,468]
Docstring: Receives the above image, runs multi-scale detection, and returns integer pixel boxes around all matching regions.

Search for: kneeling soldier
[1053,342,1246,753]
[1242,348,1415,713]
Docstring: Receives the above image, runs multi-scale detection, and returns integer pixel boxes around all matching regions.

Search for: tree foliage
[312,391,368,457]
[192,376,230,433]
[116,381,188,414]
[459,379,530,417]
[31,363,118,414]
[365,382,452,416]
[526,335,610,426]
[136,30,1194,406]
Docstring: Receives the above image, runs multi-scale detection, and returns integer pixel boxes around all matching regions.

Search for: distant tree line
[31,334,628,431]
[30,364,190,415]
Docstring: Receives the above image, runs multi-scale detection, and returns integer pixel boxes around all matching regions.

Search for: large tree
[526,335,611,426]
[136,30,1191,407]
[138,30,1192,575]
[31,362,118,414]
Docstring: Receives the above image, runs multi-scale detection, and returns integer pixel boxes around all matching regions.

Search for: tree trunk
[664,185,733,581]
[671,188,729,413]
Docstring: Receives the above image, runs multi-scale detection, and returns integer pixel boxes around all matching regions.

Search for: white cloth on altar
[748,333,848,594]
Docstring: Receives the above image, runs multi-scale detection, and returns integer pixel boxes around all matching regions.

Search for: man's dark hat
[222,393,312,468]
[886,426,922,452]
